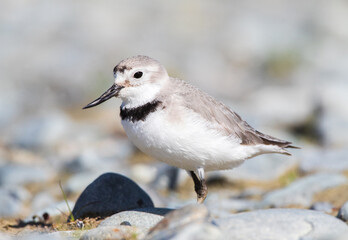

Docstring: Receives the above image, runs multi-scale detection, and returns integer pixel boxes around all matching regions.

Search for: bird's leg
[190,168,208,204]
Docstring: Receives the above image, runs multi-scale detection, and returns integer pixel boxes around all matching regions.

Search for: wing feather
[168,78,296,149]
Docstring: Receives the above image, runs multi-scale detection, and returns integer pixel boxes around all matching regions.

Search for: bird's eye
[133,71,143,79]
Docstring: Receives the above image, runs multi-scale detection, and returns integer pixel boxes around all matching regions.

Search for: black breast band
[120,100,162,122]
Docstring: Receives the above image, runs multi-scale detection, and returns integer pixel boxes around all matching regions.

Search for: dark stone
[71,173,154,220]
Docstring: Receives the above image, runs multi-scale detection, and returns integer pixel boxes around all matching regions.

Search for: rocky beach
[1,1,348,239]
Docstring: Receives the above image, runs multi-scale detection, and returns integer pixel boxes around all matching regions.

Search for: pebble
[64,171,103,195]
[0,186,30,218]
[99,208,172,230]
[214,208,348,240]
[209,154,297,182]
[245,86,314,126]
[206,193,258,218]
[145,204,213,239]
[149,165,188,191]
[310,202,334,214]
[16,230,85,240]
[10,111,72,149]
[300,148,348,173]
[131,163,159,184]
[80,226,146,240]
[319,80,348,146]
[0,164,54,186]
[337,201,348,222]
[148,222,222,240]
[71,173,154,220]
[31,192,56,212]
[261,173,347,207]
[0,231,12,240]
[64,140,131,174]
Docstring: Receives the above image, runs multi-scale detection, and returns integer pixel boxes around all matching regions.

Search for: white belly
[121,109,263,171]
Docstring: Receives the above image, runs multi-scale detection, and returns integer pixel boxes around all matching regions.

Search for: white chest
[120,108,253,171]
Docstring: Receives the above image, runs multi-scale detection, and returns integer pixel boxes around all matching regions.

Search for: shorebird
[83,55,298,203]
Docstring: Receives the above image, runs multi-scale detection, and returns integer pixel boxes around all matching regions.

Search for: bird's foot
[196,179,208,203]
[190,171,208,204]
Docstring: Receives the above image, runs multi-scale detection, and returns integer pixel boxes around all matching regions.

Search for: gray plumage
[158,78,297,154]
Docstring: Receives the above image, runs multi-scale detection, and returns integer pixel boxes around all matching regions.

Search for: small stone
[0,164,54,186]
[80,226,146,240]
[0,186,30,218]
[64,141,131,174]
[76,220,84,229]
[31,192,55,212]
[131,163,158,184]
[337,201,348,222]
[145,204,213,239]
[206,197,258,218]
[214,208,348,240]
[300,148,348,173]
[0,232,11,240]
[310,202,334,214]
[10,111,72,149]
[99,208,172,230]
[71,173,154,220]
[17,230,85,240]
[120,221,131,226]
[210,154,298,182]
[261,173,347,207]
[149,165,188,191]
[150,222,223,240]
[64,172,101,195]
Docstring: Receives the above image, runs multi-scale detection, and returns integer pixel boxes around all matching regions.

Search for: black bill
[83,84,124,109]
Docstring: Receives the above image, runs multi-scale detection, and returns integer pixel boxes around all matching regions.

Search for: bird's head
[83,55,169,109]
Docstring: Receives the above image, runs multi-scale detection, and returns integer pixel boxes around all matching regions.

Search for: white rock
[81,226,146,240]
[99,208,172,230]
[261,173,347,207]
[300,147,348,173]
[210,154,298,182]
[0,186,30,218]
[214,208,348,240]
[337,201,348,222]
[0,164,55,186]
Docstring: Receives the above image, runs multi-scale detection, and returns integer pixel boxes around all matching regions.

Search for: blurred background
[1,0,348,228]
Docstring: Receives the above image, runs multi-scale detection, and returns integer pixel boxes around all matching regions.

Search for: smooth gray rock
[300,148,348,173]
[0,164,54,186]
[0,230,12,240]
[246,86,314,126]
[206,193,258,218]
[261,173,347,207]
[31,192,56,212]
[16,230,85,240]
[214,208,348,240]
[64,171,105,195]
[145,204,220,240]
[64,172,102,195]
[149,222,222,240]
[99,208,173,230]
[0,186,30,218]
[81,226,146,240]
[71,173,154,220]
[337,201,348,222]
[310,202,334,214]
[210,154,297,182]
[11,111,72,149]
[64,139,132,174]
